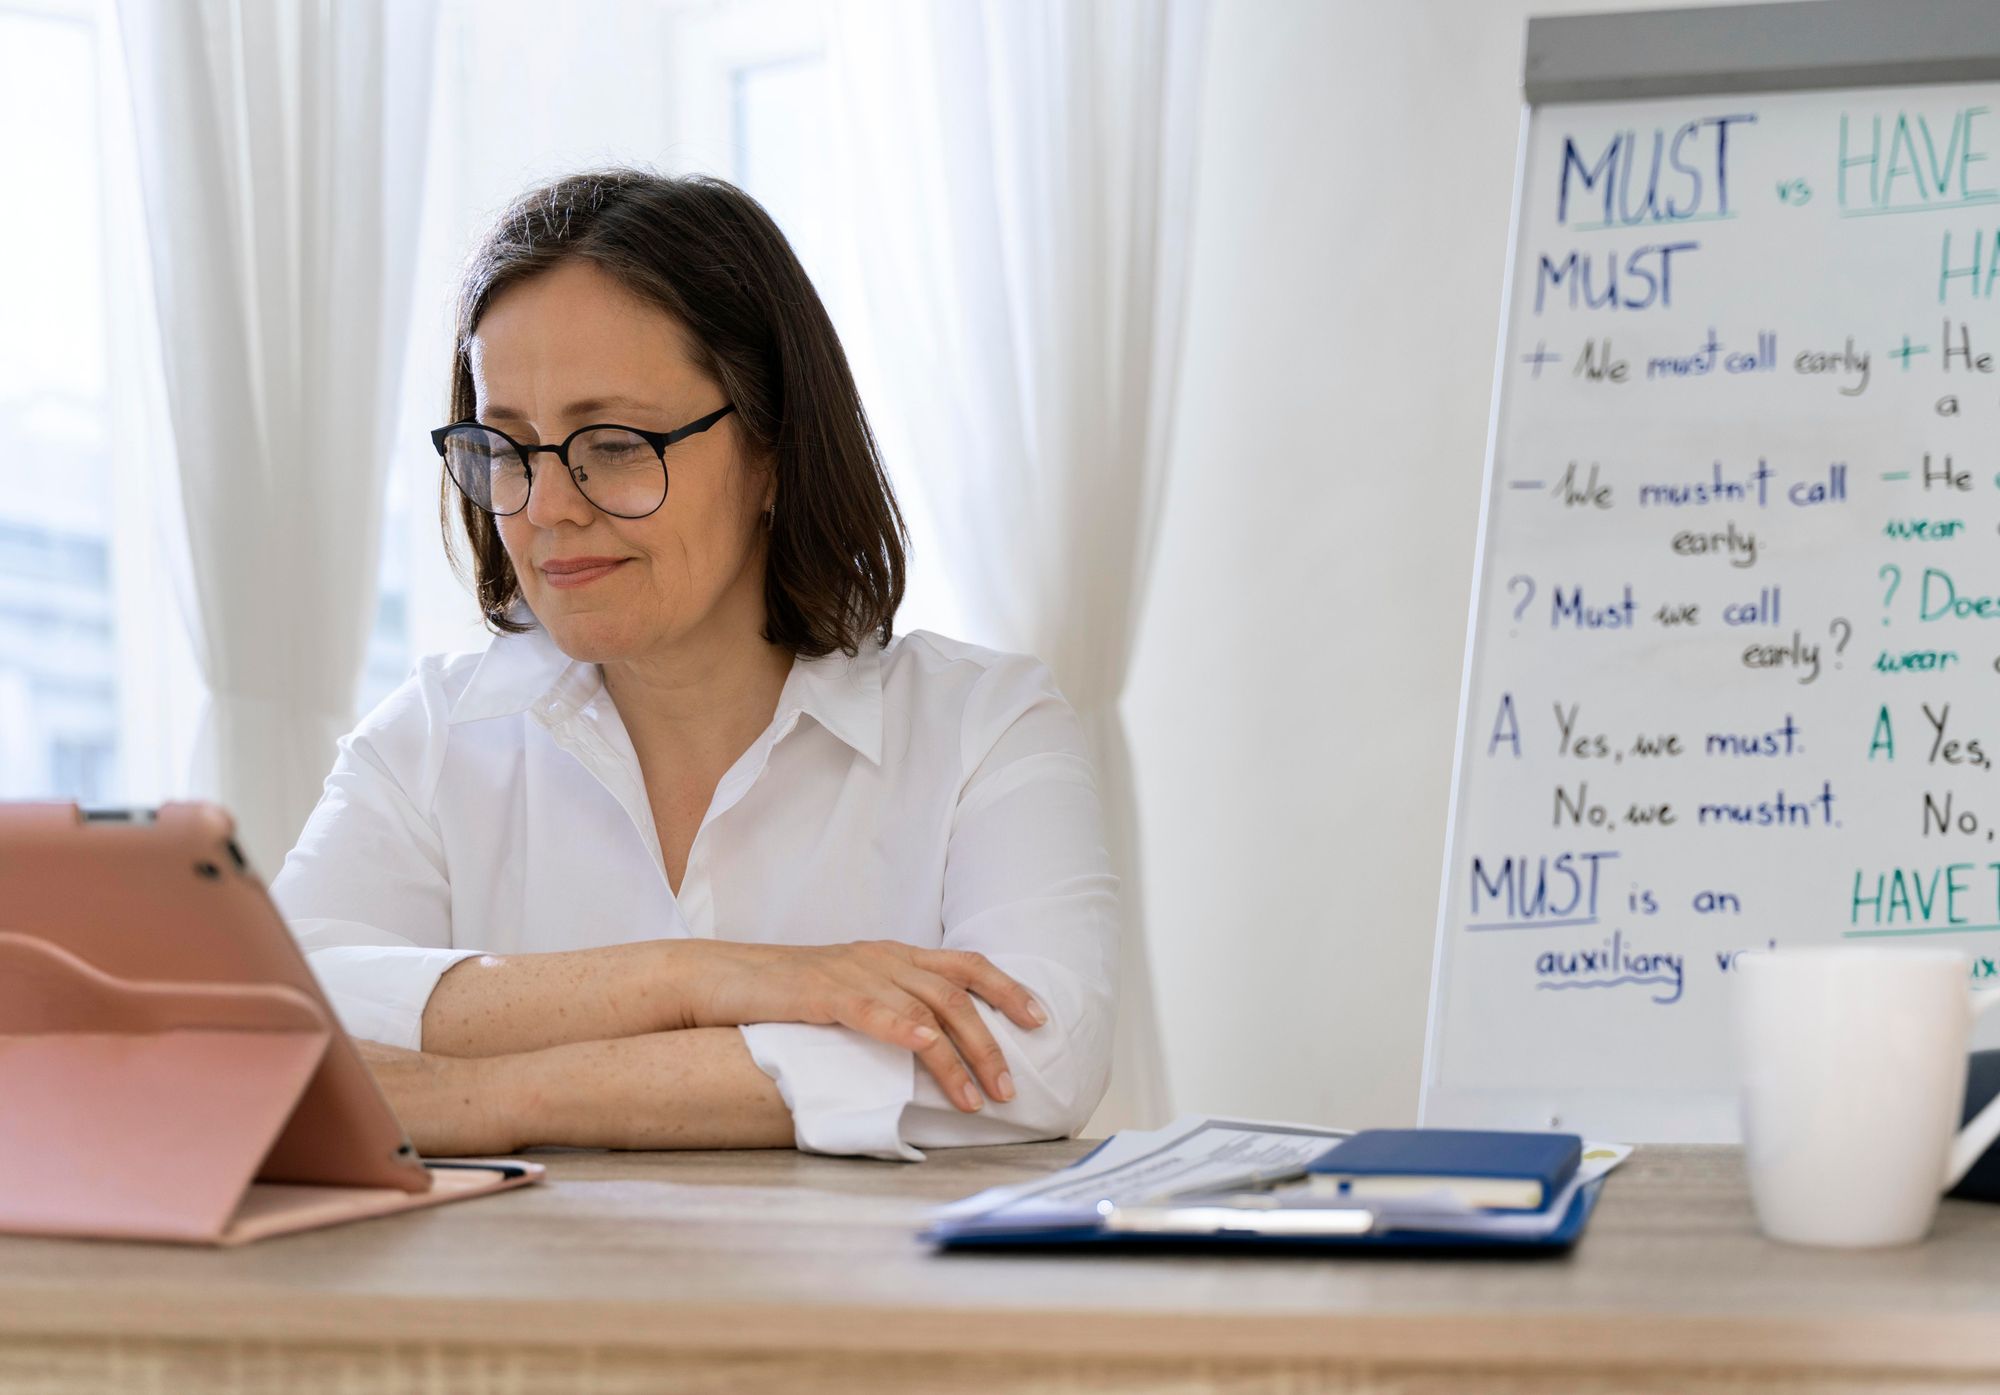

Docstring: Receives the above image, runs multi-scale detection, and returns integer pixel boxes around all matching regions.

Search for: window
[0,5,121,800]
[0,0,202,806]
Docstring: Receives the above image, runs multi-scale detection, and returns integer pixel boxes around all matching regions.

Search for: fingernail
[914,1026,939,1045]
[961,1083,983,1110]
[997,1071,1015,1101]
[1026,998,1048,1026]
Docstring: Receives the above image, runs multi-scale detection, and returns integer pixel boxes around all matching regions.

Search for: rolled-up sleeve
[744,655,1119,1160]
[270,665,480,1050]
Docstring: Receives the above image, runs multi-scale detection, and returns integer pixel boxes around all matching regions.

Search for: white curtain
[115,0,439,871]
[828,0,1208,1132]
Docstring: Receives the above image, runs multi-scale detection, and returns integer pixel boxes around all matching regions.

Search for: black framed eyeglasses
[431,403,736,519]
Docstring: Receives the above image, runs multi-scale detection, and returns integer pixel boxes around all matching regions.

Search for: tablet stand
[0,932,539,1245]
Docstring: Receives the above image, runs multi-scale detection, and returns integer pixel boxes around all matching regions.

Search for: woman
[272,170,1117,1162]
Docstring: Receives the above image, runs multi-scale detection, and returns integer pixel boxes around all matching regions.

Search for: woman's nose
[521,450,596,528]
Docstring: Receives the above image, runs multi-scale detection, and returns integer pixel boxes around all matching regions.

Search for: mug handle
[1944,987,2000,1190]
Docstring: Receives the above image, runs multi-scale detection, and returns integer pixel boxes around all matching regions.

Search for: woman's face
[470,257,771,663]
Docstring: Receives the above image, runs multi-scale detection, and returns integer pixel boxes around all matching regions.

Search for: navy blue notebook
[1305,1129,1584,1211]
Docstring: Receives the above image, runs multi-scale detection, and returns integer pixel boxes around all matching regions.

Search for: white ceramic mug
[1731,945,2000,1247]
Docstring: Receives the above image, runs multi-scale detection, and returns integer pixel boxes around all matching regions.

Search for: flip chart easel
[1423,0,2000,1140]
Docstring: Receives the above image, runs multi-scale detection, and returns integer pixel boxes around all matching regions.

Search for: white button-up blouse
[270,622,1118,1161]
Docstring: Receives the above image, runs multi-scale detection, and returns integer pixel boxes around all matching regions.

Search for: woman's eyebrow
[482,395,661,423]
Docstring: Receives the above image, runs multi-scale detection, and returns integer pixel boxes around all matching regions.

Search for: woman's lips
[541,558,630,589]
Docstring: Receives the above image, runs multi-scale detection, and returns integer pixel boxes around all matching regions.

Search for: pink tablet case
[0,931,542,1246]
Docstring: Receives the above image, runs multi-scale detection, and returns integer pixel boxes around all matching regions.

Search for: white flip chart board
[1422,1,2000,1141]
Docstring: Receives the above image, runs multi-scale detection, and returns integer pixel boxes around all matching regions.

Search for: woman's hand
[352,1039,520,1157]
[680,941,1048,1113]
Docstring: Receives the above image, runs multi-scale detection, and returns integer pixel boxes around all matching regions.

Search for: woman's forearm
[421,940,708,1057]
[496,1026,794,1150]
[420,938,1042,1119]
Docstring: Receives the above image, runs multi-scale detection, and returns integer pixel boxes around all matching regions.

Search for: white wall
[1128,0,1767,1129]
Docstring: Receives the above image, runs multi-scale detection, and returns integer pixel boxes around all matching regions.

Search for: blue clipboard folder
[923,1120,1614,1256]
[926,1179,1604,1255]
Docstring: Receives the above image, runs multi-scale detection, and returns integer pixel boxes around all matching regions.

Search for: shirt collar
[449,620,884,765]
[776,638,884,765]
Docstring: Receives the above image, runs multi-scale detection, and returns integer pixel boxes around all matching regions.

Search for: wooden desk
[2,1143,1999,1393]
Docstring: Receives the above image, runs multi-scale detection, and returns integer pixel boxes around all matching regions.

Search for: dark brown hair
[442,168,906,657]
